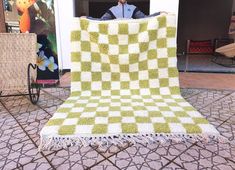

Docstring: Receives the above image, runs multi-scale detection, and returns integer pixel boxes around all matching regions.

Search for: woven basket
[0,33,37,91]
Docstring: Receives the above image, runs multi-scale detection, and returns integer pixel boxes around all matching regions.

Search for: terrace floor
[0,73,235,169]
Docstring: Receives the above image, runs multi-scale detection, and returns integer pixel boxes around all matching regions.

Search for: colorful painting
[4,0,59,84]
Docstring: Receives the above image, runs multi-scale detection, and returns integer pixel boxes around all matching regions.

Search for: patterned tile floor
[0,88,235,170]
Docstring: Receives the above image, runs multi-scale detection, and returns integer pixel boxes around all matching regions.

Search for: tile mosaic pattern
[0,87,234,170]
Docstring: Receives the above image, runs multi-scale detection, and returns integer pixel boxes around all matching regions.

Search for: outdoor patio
[0,80,235,169]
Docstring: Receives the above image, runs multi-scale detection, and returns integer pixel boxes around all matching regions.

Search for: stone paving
[0,88,234,170]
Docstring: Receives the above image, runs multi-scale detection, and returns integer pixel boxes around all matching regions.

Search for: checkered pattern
[40,15,219,146]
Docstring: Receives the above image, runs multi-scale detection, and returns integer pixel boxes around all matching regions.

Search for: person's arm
[100,10,116,20]
[132,7,146,19]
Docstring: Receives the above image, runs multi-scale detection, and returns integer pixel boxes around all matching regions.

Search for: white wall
[55,0,74,70]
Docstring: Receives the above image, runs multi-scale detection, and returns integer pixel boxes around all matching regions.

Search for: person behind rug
[86,0,162,20]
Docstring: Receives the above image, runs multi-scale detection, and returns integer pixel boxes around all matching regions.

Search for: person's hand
[80,16,87,18]
[160,11,168,14]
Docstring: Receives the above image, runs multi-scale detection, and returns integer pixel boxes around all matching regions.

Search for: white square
[108,23,119,35]
[128,23,140,34]
[109,111,121,117]
[158,68,168,78]
[198,124,219,134]
[63,118,78,125]
[161,111,175,117]
[139,52,147,61]
[109,45,119,55]
[129,63,139,72]
[121,106,132,111]
[145,106,159,111]
[52,113,68,119]
[97,106,109,112]
[148,59,157,69]
[101,54,109,63]
[137,123,154,133]
[156,102,167,107]
[110,102,121,107]
[148,40,157,50]
[140,89,150,95]
[110,64,120,72]
[139,71,149,80]
[149,79,159,88]
[91,42,99,52]
[101,90,111,96]
[71,82,81,92]
[91,63,101,72]
[87,22,99,32]
[75,125,93,134]
[168,57,177,67]
[179,117,194,124]
[187,111,203,118]
[81,91,91,96]
[169,123,186,133]
[147,20,158,30]
[111,82,120,90]
[122,117,135,123]
[81,72,92,81]
[102,72,111,81]
[166,16,176,27]
[108,123,122,133]
[120,73,130,81]
[81,52,91,61]
[91,82,102,90]
[118,35,128,45]
[151,117,166,123]
[138,31,149,42]
[71,107,84,113]
[71,62,81,72]
[157,48,167,58]
[72,20,81,30]
[160,87,170,95]
[120,90,131,96]
[169,106,184,111]
[86,102,99,107]
[157,28,167,38]
[41,126,60,136]
[95,117,108,124]
[71,42,81,52]
[60,103,74,108]
[134,110,148,117]
[98,34,109,44]
[128,44,140,54]
[130,81,139,89]
[167,38,176,48]
[169,78,179,87]
[80,112,96,117]
[119,54,129,64]
[81,30,90,41]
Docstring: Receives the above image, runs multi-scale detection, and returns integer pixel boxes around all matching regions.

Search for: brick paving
[0,88,234,170]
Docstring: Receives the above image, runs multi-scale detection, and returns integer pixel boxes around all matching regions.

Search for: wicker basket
[0,33,37,91]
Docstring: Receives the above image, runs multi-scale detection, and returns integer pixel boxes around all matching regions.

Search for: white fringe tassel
[38,133,229,152]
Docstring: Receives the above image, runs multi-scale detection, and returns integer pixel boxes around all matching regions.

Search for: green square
[82,82,91,91]
[168,68,178,77]
[119,45,128,54]
[118,24,128,34]
[148,30,157,41]
[169,87,180,95]
[149,111,162,117]
[120,65,129,72]
[157,16,166,28]
[122,123,138,133]
[67,112,81,118]
[57,107,71,113]
[147,50,157,60]
[192,118,209,124]
[153,123,170,133]
[111,73,120,81]
[83,107,96,112]
[111,90,120,95]
[131,89,140,95]
[183,124,202,133]
[129,54,139,64]
[136,117,150,123]
[139,80,149,88]
[148,70,158,79]
[92,124,108,134]
[101,63,110,72]
[175,111,189,117]
[80,19,89,30]
[121,111,134,117]
[167,27,176,37]
[110,55,119,64]
[159,106,171,111]
[109,35,118,44]
[102,82,111,90]
[78,118,95,125]
[59,125,76,135]
[99,24,108,34]
[139,42,149,52]
[71,72,80,82]
[81,62,91,71]
[90,32,99,43]
[92,73,101,81]
[160,78,169,87]
[139,60,148,71]
[109,117,122,123]
[128,34,138,44]
[91,91,101,96]
[121,82,129,89]
[71,52,81,62]
[110,106,120,111]
[158,58,168,68]
[71,31,81,41]
[139,23,147,32]
[168,48,176,57]
[91,52,101,62]
[81,41,91,51]
[47,119,64,126]
[96,112,108,117]
[130,72,138,80]
[165,117,180,123]
[99,44,109,54]
[157,38,166,48]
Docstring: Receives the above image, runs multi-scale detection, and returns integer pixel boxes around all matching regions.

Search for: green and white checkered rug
[40,14,223,150]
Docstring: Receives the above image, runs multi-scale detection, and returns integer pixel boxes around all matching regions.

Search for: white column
[55,0,75,70]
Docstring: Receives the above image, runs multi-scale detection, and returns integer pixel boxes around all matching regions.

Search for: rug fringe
[38,133,229,151]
